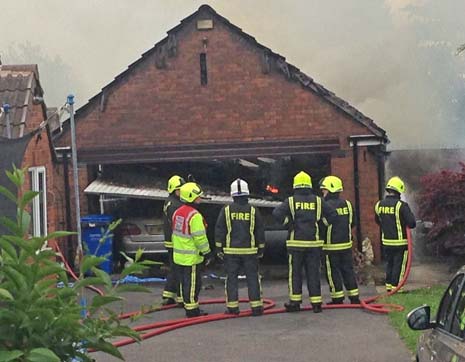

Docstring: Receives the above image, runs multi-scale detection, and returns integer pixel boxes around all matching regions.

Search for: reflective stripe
[289,197,295,219]
[347,200,353,240]
[347,288,359,297]
[215,242,222,248]
[250,300,263,308]
[191,230,206,236]
[288,254,294,299]
[250,207,256,248]
[323,241,353,251]
[374,201,380,215]
[399,250,408,283]
[185,302,199,310]
[197,242,210,251]
[227,301,239,308]
[286,240,323,248]
[225,206,232,248]
[224,247,258,255]
[172,230,192,238]
[326,224,333,246]
[164,241,173,248]
[325,255,336,296]
[330,291,345,299]
[290,294,302,302]
[162,291,176,299]
[315,197,321,240]
[190,265,196,306]
[173,248,198,255]
[310,296,322,304]
[258,243,265,248]
[382,238,408,246]
[395,201,403,241]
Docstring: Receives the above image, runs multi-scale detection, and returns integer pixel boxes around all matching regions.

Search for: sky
[1,0,464,150]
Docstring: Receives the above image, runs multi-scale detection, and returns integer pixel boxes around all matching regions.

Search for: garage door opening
[85,154,331,266]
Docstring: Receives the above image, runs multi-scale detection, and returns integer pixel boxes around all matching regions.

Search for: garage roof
[85,179,281,208]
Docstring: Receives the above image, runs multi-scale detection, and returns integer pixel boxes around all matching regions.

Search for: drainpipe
[352,139,363,252]
[56,147,73,267]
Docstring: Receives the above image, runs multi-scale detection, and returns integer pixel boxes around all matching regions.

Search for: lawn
[382,285,446,352]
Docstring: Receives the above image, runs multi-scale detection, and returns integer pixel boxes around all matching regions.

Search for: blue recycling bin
[81,215,114,274]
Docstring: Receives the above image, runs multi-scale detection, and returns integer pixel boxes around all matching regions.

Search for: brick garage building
[0,64,66,250]
[56,5,388,262]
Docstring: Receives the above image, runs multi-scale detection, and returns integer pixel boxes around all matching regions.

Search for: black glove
[203,252,214,266]
[216,250,224,261]
[257,250,264,259]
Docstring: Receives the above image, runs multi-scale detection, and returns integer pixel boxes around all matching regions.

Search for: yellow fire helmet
[320,176,343,193]
[179,182,204,203]
[167,175,185,194]
[386,176,405,194]
[293,171,312,189]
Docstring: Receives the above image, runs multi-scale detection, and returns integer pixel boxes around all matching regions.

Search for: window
[437,274,464,331]
[450,284,465,338]
[29,167,47,237]
[200,53,208,85]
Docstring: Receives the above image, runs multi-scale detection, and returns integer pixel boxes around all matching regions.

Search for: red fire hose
[57,228,413,350]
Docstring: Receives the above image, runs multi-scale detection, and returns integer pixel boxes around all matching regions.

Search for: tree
[0,167,152,361]
[418,163,465,255]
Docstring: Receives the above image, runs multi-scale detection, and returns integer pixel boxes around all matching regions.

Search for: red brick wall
[57,10,383,261]
[21,103,65,250]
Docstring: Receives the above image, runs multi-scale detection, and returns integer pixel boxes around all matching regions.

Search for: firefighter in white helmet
[215,179,266,316]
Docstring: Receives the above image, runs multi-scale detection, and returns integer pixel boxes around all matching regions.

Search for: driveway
[93,277,412,362]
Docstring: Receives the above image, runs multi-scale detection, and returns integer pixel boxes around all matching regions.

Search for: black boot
[327,298,344,305]
[186,308,208,318]
[251,306,264,317]
[161,297,177,306]
[225,307,240,315]
[349,296,361,304]
[284,301,301,312]
[312,303,323,313]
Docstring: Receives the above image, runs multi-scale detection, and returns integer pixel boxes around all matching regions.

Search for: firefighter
[273,171,336,313]
[161,175,185,305]
[375,176,416,292]
[215,179,266,317]
[172,182,212,318]
[320,176,360,304]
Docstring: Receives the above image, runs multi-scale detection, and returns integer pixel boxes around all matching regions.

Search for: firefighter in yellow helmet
[215,179,266,316]
[161,175,185,305]
[172,182,212,317]
[273,171,337,313]
[320,176,360,304]
[375,176,416,292]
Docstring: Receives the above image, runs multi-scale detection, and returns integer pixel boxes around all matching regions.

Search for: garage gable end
[56,5,387,154]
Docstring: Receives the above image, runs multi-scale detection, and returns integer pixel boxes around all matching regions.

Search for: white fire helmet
[230,178,250,197]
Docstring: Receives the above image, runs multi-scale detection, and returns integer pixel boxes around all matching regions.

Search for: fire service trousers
[324,250,359,301]
[288,249,322,305]
[384,246,408,291]
[176,263,202,311]
[162,249,180,302]
[224,254,263,309]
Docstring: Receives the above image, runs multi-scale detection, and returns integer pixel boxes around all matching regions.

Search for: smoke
[0,0,464,149]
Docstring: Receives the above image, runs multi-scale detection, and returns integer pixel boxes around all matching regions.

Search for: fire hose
[57,228,413,349]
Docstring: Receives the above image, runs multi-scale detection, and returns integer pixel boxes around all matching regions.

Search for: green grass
[382,285,446,352]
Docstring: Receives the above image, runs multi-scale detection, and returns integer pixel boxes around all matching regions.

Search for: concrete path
[94,279,412,362]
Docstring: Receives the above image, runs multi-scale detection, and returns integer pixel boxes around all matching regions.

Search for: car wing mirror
[407,305,434,330]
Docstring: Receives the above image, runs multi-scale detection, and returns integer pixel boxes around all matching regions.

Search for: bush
[419,163,465,255]
[0,167,152,362]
